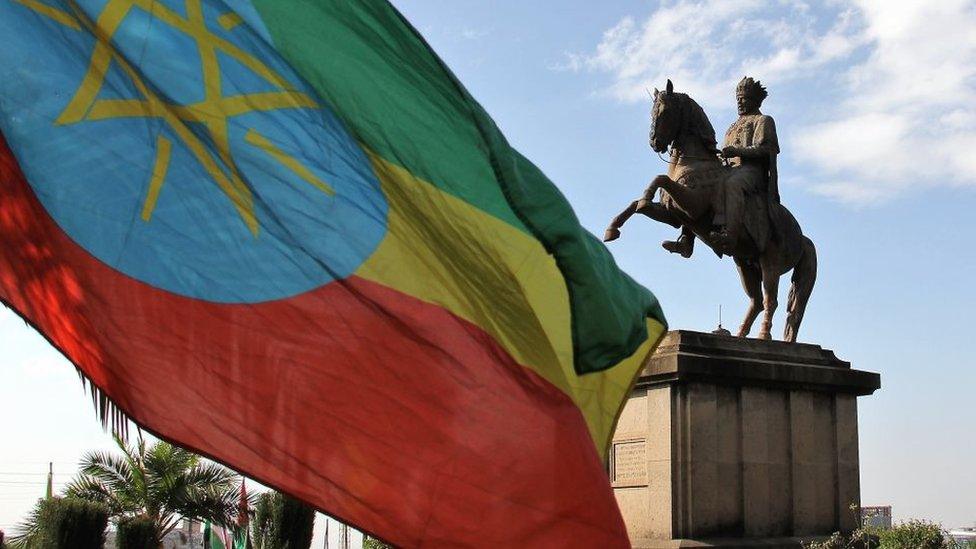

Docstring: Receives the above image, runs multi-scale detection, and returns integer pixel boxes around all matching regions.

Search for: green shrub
[803,530,878,549]
[115,515,157,549]
[363,536,393,549]
[250,492,315,549]
[803,519,965,549]
[878,520,952,549]
[11,497,109,549]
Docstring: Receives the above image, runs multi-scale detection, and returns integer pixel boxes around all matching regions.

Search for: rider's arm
[727,144,773,159]
[757,116,780,203]
[725,116,779,160]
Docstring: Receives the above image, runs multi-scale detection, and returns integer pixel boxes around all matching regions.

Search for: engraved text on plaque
[612,440,647,486]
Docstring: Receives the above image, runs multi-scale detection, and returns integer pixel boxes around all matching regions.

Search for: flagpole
[45,462,53,500]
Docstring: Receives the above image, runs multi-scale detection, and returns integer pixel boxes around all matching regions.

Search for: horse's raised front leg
[605,176,683,241]
[604,198,684,241]
[604,200,639,242]
[642,174,707,218]
[735,258,763,337]
[635,175,670,210]
[757,264,780,340]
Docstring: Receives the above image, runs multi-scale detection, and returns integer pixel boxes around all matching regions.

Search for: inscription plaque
[612,440,647,486]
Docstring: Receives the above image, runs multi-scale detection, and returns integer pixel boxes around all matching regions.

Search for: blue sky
[3,0,975,536]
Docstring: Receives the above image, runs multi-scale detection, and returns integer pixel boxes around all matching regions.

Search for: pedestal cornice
[636,330,880,396]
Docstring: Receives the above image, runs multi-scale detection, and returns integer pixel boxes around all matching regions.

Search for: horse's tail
[784,236,817,342]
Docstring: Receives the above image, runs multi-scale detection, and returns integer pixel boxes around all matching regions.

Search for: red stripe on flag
[0,137,628,548]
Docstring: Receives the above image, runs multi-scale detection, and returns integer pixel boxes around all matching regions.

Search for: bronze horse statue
[604,81,816,342]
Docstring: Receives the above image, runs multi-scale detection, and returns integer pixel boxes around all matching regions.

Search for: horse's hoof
[757,331,772,340]
[603,228,621,242]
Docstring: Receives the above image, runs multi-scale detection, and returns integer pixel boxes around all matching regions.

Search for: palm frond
[78,450,135,502]
[6,498,43,549]
[181,462,239,490]
[173,484,241,528]
[73,367,131,439]
[64,475,128,516]
[145,442,197,480]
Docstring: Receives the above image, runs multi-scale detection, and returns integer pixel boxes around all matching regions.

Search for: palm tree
[61,433,242,544]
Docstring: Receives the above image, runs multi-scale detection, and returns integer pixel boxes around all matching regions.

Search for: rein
[655,149,729,166]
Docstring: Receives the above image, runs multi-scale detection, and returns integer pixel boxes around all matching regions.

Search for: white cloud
[559,0,861,109]
[563,0,976,206]
[798,112,911,182]
[797,0,976,204]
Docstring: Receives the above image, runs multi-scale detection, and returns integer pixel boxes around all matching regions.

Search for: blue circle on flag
[0,0,388,303]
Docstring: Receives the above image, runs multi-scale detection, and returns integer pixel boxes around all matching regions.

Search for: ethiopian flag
[0,1,665,546]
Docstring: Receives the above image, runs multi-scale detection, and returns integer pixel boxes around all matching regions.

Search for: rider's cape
[724,114,798,256]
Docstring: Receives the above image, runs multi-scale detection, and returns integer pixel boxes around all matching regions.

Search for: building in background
[948,526,976,546]
[861,506,892,530]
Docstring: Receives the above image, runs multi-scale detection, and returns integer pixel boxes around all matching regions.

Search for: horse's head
[649,80,717,155]
[650,80,680,153]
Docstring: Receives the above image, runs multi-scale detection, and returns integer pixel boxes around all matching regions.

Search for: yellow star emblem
[14,0,335,235]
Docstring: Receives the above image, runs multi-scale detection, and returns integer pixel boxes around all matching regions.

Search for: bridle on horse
[655,148,730,166]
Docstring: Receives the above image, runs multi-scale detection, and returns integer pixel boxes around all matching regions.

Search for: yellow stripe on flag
[357,152,664,455]
[141,136,172,222]
[217,12,243,30]
[245,129,335,196]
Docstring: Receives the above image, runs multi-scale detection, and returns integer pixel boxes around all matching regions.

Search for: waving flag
[0,1,666,546]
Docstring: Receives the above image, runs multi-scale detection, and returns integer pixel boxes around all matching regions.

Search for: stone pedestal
[611,331,880,549]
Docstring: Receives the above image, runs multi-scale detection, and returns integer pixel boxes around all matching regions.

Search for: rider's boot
[662,232,694,258]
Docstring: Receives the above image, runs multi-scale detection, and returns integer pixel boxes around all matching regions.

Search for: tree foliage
[8,497,108,549]
[876,520,955,549]
[115,515,158,549]
[250,491,315,549]
[803,518,968,549]
[13,434,242,547]
[63,434,242,542]
[363,535,394,549]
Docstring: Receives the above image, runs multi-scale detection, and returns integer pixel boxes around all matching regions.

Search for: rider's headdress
[736,76,768,102]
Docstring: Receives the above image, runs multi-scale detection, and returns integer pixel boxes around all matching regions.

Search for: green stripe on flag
[249,0,666,373]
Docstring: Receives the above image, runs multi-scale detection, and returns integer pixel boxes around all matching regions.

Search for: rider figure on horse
[604,78,816,342]
[662,76,780,257]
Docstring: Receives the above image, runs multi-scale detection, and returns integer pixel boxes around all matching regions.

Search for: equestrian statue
[604,77,816,342]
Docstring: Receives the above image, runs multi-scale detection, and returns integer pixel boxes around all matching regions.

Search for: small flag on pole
[203,521,226,549]
[234,480,249,549]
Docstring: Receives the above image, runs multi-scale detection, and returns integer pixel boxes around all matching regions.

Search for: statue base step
[611,330,880,548]
[632,535,828,548]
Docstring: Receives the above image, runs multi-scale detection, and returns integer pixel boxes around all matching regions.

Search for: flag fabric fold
[0,0,666,546]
